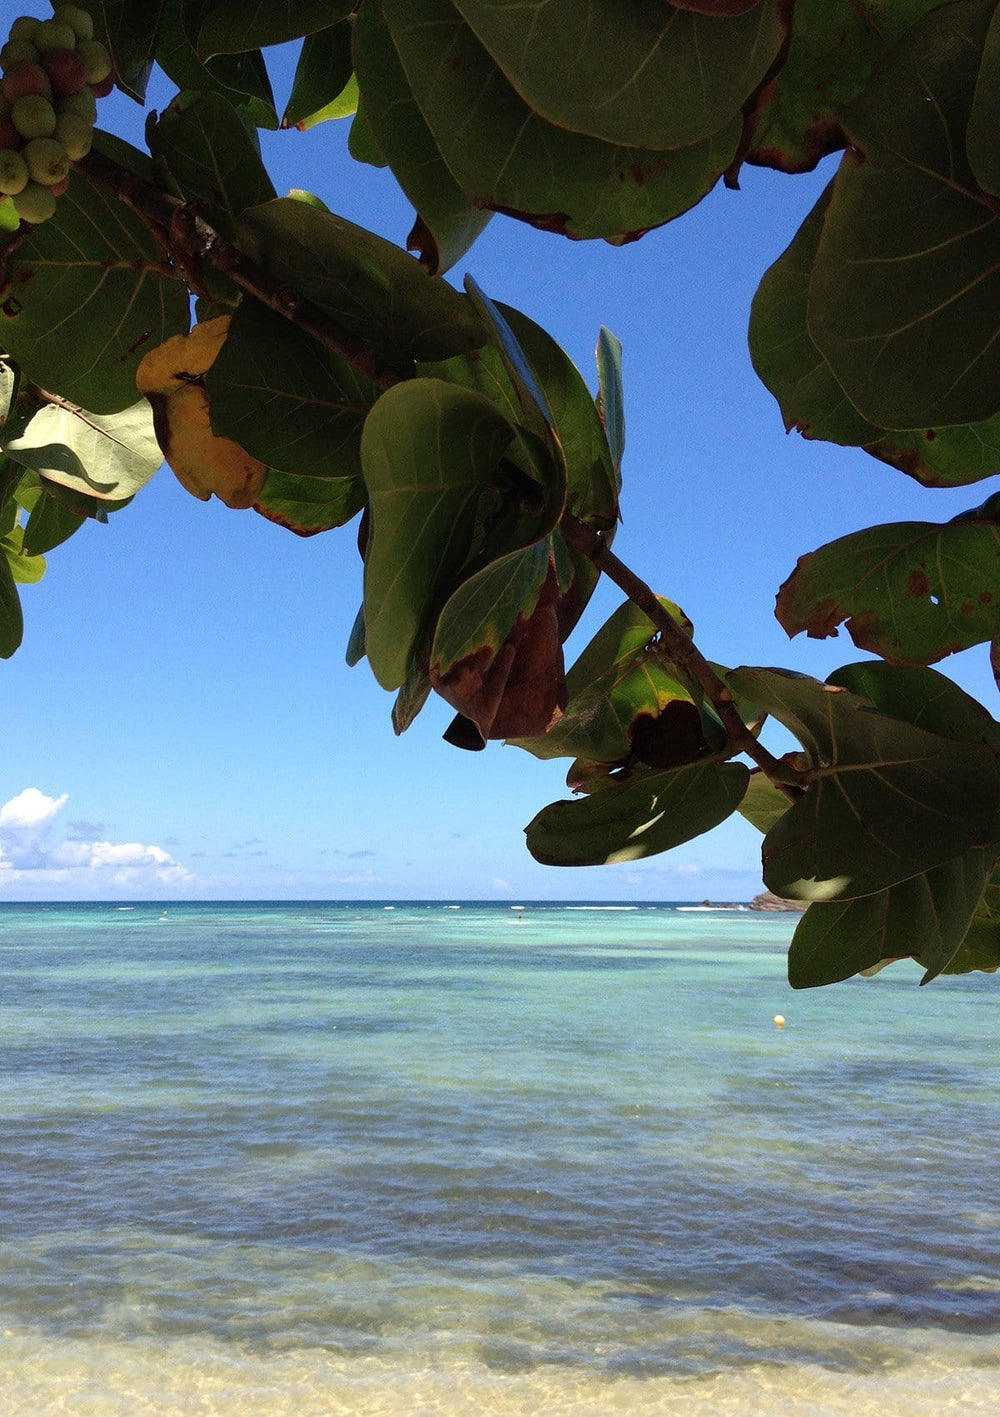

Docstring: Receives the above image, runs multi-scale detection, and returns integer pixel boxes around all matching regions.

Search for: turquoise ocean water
[0,900,998,1415]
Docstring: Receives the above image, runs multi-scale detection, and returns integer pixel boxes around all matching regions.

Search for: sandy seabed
[3,1329,999,1417]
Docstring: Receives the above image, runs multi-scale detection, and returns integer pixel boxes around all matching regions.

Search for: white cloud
[0,788,192,895]
[492,876,512,892]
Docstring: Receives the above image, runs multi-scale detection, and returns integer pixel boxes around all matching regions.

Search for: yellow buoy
[773,1014,786,1028]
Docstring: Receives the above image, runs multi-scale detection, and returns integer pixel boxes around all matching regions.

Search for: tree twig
[561,513,805,796]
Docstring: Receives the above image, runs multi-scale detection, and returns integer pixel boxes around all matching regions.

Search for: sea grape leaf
[2,524,44,585]
[360,378,518,690]
[353,0,491,274]
[195,0,352,55]
[746,0,951,174]
[967,2,1000,197]
[730,667,1000,902]
[510,598,701,767]
[156,0,279,128]
[282,22,356,129]
[392,646,433,735]
[345,603,366,667]
[596,328,625,484]
[826,661,1000,751]
[147,91,276,238]
[775,511,1000,666]
[449,0,785,149]
[525,760,750,867]
[0,360,16,426]
[422,302,618,530]
[431,543,566,740]
[738,771,791,835]
[0,550,22,658]
[787,845,1000,988]
[101,0,165,101]
[808,0,1000,430]
[382,0,742,243]
[236,198,487,369]
[252,469,364,536]
[4,398,161,502]
[750,182,1000,485]
[205,297,377,486]
[0,173,190,415]
[944,877,1000,973]
[22,490,86,557]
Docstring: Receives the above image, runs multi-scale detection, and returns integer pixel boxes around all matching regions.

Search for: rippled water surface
[1,901,997,1414]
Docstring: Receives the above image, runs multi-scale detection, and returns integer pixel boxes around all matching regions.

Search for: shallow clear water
[0,901,997,1414]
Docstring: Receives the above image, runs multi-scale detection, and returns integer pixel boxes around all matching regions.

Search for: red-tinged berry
[2,61,54,105]
[54,110,90,159]
[12,179,56,223]
[49,173,69,196]
[57,85,95,123]
[0,148,30,196]
[42,48,87,97]
[23,136,70,185]
[89,74,113,98]
[9,16,42,44]
[0,115,21,151]
[1,39,41,69]
[53,6,94,42]
[11,93,56,140]
[77,39,112,84]
[34,19,78,54]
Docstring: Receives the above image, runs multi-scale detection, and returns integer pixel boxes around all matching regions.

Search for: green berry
[1,40,41,68]
[0,148,30,196]
[23,135,70,185]
[11,93,56,140]
[8,17,41,44]
[53,6,94,42]
[76,38,111,83]
[54,110,89,159]
[34,19,78,54]
[12,179,56,223]
[57,85,95,123]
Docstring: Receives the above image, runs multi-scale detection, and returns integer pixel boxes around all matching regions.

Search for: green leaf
[525,759,750,867]
[205,297,378,488]
[381,0,742,242]
[596,328,625,482]
[360,378,518,690]
[826,661,1000,751]
[0,174,190,416]
[775,512,1000,666]
[282,22,356,129]
[0,551,23,659]
[156,0,279,128]
[430,540,567,740]
[967,2,1000,197]
[4,399,162,502]
[345,603,366,667]
[450,0,785,149]
[354,0,491,274]
[2,524,45,585]
[738,771,792,835]
[0,360,17,428]
[943,877,1000,974]
[101,0,165,101]
[808,0,1000,429]
[195,0,352,54]
[510,598,702,767]
[252,469,364,536]
[147,91,276,238]
[787,846,1000,988]
[750,182,1000,485]
[747,0,952,174]
[22,492,86,557]
[731,668,1000,902]
[423,301,618,529]
[236,198,487,369]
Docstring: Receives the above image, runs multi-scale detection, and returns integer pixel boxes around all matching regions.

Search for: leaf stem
[560,513,805,796]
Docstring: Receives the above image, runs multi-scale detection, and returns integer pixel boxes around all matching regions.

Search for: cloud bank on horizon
[0,788,191,894]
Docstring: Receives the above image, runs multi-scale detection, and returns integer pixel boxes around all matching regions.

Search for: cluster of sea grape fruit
[0,6,111,225]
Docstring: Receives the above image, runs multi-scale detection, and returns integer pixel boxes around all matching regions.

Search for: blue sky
[4,53,997,902]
